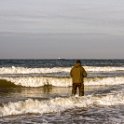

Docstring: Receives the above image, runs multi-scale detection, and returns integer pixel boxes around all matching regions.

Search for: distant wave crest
[0,66,124,75]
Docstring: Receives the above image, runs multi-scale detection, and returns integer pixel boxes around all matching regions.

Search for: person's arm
[82,67,87,77]
[70,68,73,77]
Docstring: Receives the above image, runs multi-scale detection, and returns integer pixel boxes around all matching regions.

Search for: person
[70,60,87,96]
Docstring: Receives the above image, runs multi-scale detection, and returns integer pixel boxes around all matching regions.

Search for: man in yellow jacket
[70,60,87,96]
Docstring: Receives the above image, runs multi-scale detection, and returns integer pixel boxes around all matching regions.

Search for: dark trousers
[72,83,84,96]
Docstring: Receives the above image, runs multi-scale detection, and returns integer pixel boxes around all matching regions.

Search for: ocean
[0,59,124,124]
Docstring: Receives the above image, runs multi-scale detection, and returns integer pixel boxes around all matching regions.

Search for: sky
[0,0,124,59]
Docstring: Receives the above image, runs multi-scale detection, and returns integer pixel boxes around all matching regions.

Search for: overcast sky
[0,0,124,59]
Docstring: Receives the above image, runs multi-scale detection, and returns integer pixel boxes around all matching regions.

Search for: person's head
[76,60,81,64]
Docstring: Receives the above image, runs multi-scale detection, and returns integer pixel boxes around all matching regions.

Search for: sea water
[0,59,124,124]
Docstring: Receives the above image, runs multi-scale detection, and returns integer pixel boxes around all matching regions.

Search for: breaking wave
[0,67,70,75]
[0,79,18,87]
[0,91,124,117]
[0,66,124,75]
[0,76,124,87]
[0,66,124,87]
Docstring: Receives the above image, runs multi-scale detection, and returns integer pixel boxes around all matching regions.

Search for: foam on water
[0,67,70,74]
[0,90,124,117]
[0,77,71,87]
[0,76,124,87]
[0,66,124,75]
[1,60,124,123]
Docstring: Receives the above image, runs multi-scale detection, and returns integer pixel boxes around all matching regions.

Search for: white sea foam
[85,77,124,86]
[0,67,70,74]
[0,76,124,87]
[0,66,124,75]
[0,91,124,117]
[86,66,124,72]
[0,77,71,87]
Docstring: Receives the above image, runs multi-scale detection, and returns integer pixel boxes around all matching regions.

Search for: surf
[0,76,124,88]
[0,90,124,117]
[0,66,124,75]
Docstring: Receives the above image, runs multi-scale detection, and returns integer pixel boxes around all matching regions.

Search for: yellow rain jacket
[70,63,87,83]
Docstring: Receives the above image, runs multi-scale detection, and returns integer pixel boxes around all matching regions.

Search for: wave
[0,76,124,87]
[0,66,70,75]
[0,66,124,75]
[0,91,124,117]
[0,77,71,87]
[0,79,19,87]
